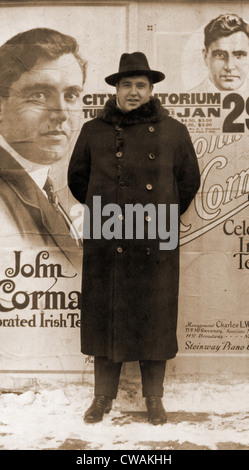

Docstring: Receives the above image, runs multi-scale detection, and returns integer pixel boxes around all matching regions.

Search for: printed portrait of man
[190,13,249,92]
[0,28,86,268]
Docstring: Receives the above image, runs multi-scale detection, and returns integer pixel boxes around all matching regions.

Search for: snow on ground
[0,373,249,450]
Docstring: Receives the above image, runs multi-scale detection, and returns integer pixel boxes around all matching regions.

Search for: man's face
[203,31,249,90]
[116,75,153,112]
[0,53,83,165]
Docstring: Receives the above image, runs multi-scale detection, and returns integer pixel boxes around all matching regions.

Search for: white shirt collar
[0,134,49,191]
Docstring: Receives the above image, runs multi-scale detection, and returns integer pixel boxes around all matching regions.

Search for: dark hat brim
[105,69,165,86]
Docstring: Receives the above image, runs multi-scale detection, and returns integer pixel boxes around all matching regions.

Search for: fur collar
[99,96,168,126]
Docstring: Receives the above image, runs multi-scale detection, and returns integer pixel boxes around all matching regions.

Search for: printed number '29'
[223,93,249,132]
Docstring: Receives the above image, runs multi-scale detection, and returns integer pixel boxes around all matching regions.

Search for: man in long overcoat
[68,52,200,425]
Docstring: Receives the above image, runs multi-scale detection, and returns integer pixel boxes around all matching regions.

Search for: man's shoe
[145,396,167,425]
[84,395,113,423]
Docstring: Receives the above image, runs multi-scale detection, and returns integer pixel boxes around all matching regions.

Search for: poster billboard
[0,0,249,388]
[150,3,249,369]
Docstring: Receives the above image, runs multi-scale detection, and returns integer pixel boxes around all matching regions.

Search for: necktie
[43,176,58,206]
[43,176,82,246]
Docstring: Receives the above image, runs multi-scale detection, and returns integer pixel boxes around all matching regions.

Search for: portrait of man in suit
[190,13,249,92]
[0,28,86,269]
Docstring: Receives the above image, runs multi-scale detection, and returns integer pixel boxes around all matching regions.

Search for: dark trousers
[94,356,167,399]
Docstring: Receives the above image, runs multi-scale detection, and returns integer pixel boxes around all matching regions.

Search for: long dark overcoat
[68,97,200,362]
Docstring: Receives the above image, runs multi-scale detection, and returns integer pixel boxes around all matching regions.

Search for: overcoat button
[116,151,123,158]
[148,153,156,160]
[148,126,155,132]
[146,248,151,255]
[146,184,153,190]
[117,246,123,253]
[145,215,151,222]
[118,214,124,220]
[115,125,122,131]
[119,182,125,189]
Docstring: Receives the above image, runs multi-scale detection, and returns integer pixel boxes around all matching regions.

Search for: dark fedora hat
[105,52,165,86]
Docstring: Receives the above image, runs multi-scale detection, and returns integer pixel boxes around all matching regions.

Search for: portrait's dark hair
[0,27,87,97]
[204,13,249,49]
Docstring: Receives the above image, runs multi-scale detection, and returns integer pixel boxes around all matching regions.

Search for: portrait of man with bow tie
[0,27,86,269]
